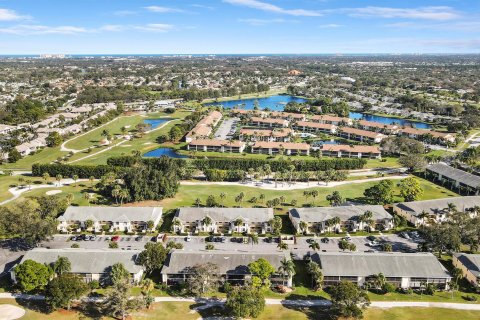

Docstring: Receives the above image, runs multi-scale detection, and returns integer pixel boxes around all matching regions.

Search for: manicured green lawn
[0,146,67,170]
[149,176,457,213]
[68,111,189,166]
[63,115,145,151]
[365,307,480,320]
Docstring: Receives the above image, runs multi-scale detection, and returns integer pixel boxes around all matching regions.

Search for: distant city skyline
[0,0,479,54]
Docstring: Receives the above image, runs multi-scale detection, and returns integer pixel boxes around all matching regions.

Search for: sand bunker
[0,304,26,320]
[46,190,62,195]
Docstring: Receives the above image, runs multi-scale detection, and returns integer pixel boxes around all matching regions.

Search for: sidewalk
[1,293,479,310]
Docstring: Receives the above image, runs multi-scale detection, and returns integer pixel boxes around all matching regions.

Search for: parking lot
[214,117,239,140]
[34,232,421,255]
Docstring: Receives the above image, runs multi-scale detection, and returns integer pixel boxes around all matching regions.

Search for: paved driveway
[214,117,239,140]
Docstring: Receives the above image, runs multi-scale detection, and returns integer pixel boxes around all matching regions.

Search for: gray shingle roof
[394,196,480,217]
[58,206,162,223]
[314,252,451,278]
[18,248,144,274]
[289,205,391,223]
[175,207,274,223]
[453,253,480,277]
[161,250,290,275]
[427,163,480,189]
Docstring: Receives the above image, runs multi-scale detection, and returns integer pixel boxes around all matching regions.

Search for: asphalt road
[39,233,419,254]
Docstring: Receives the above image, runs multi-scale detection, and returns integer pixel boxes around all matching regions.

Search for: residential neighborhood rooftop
[18,248,143,274]
[175,207,274,223]
[58,206,163,223]
[314,252,451,278]
[161,250,290,275]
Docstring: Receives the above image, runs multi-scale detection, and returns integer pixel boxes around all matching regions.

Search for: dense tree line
[32,163,121,179]
[194,158,366,172]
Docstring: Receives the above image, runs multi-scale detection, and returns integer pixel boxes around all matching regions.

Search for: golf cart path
[0,294,479,310]
[181,175,407,190]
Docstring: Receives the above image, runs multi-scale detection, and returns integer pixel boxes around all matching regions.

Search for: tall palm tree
[371,273,386,290]
[278,258,296,286]
[202,216,212,231]
[249,233,259,246]
[219,192,226,207]
[277,242,288,251]
[309,240,320,251]
[299,221,308,234]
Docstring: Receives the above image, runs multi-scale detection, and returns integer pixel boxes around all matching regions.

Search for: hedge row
[204,169,245,182]
[32,163,123,179]
[194,158,367,171]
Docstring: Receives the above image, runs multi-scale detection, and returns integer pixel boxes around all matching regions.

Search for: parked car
[185,235,192,242]
[70,236,77,241]
[366,235,376,241]
[135,236,143,242]
[111,236,120,242]
[89,235,96,241]
[321,237,330,243]
[400,232,411,240]
[343,236,352,241]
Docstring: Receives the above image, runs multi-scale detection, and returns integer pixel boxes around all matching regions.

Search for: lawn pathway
[181,174,408,191]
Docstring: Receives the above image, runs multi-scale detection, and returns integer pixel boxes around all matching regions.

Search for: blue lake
[205,95,308,111]
[143,148,187,159]
[349,112,431,129]
[205,95,431,128]
[143,118,173,129]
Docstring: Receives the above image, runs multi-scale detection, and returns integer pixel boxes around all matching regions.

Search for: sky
[0,0,479,54]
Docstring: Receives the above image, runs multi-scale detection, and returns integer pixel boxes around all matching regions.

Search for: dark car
[367,236,376,241]
[135,236,143,242]
[321,237,330,243]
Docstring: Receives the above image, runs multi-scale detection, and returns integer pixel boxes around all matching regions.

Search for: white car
[185,235,192,242]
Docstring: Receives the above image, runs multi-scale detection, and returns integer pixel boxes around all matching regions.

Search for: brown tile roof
[296,121,336,130]
[357,120,397,130]
[269,111,305,120]
[189,139,245,148]
[311,115,350,123]
[250,117,289,125]
[253,141,310,150]
[340,127,386,139]
[240,128,293,137]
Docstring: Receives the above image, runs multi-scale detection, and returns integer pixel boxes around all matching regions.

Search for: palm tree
[66,193,74,205]
[446,202,457,214]
[219,192,226,207]
[172,218,182,233]
[195,198,201,207]
[249,233,259,246]
[83,193,91,206]
[277,242,288,251]
[72,174,79,187]
[332,216,341,233]
[119,188,129,205]
[299,221,308,234]
[55,174,63,187]
[278,258,296,286]
[89,176,95,187]
[371,273,386,291]
[42,172,50,183]
[202,216,212,231]
[309,240,320,251]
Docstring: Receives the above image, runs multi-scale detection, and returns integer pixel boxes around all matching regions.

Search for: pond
[312,140,339,147]
[143,148,188,159]
[349,112,431,129]
[205,95,431,128]
[143,118,174,129]
[204,94,307,111]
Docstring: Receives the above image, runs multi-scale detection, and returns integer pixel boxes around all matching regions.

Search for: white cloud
[0,25,88,35]
[238,18,293,26]
[386,21,480,32]
[224,0,322,17]
[0,8,29,21]
[191,4,215,10]
[113,10,137,17]
[134,24,174,33]
[100,25,126,32]
[345,6,460,21]
[319,24,343,28]
[145,6,184,13]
